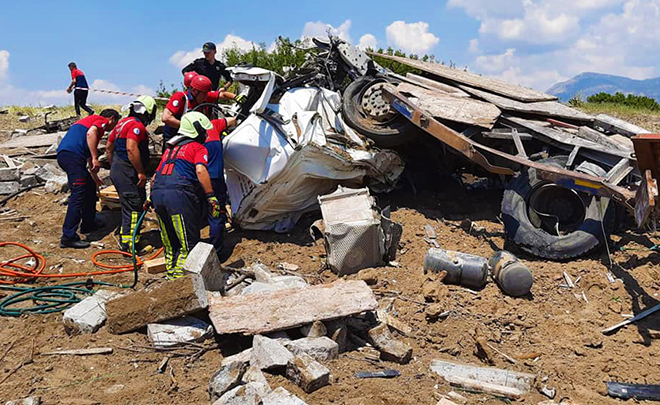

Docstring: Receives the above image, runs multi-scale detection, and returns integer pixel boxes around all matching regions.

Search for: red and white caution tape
[75,87,169,101]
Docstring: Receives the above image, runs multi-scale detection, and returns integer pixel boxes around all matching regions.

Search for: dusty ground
[1,108,660,404]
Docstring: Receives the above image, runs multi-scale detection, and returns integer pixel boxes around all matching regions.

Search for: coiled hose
[0,211,160,316]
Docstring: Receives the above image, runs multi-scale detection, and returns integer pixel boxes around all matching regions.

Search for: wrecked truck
[207,35,658,261]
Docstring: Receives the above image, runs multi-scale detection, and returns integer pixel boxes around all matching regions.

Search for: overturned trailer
[217,36,659,260]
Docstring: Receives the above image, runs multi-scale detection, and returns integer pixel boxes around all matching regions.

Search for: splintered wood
[99,185,121,210]
[208,280,378,335]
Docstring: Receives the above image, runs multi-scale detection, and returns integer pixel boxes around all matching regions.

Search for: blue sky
[1,0,658,106]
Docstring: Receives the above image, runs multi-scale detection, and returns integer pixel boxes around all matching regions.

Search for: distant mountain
[547,72,660,103]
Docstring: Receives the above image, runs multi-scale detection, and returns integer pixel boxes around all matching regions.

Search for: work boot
[60,239,90,249]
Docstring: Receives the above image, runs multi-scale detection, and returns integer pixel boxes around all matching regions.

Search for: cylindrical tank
[488,251,533,297]
[424,249,488,289]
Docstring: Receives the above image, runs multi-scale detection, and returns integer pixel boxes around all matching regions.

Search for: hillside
[548,72,660,102]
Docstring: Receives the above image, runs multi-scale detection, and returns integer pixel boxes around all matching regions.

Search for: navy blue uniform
[205,118,228,258]
[108,117,149,249]
[152,140,209,278]
[57,115,109,242]
[71,68,93,116]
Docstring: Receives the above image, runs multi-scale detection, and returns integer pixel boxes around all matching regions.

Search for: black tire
[342,76,417,147]
[501,156,615,260]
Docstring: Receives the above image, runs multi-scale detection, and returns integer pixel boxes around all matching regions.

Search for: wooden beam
[595,114,651,137]
[404,73,470,98]
[511,129,527,158]
[208,280,377,335]
[395,83,500,128]
[369,52,557,102]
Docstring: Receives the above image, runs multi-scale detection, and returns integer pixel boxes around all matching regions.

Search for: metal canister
[423,249,489,289]
[488,251,534,297]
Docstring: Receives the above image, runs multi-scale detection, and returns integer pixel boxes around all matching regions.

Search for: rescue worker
[161,75,245,146]
[182,42,233,91]
[146,112,222,279]
[109,95,157,252]
[183,71,198,90]
[66,62,94,116]
[57,109,120,248]
[205,116,237,259]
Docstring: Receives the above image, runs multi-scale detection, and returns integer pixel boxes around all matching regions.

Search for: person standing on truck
[109,96,157,252]
[182,42,233,91]
[57,109,120,248]
[145,112,222,279]
[66,62,94,116]
[161,75,244,146]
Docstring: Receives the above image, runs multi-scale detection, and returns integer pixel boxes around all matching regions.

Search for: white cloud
[357,34,378,50]
[452,0,659,92]
[386,21,439,54]
[0,50,9,82]
[302,20,352,42]
[169,34,258,69]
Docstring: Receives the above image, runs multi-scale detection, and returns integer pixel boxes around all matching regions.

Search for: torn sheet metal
[318,187,402,275]
[223,80,404,232]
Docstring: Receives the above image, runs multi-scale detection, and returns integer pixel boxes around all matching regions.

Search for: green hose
[0,211,147,316]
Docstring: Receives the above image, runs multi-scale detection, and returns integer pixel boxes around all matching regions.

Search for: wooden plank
[208,280,378,335]
[606,158,634,185]
[511,129,527,158]
[396,83,500,128]
[404,73,470,97]
[460,86,593,122]
[578,126,630,151]
[2,155,16,168]
[594,114,651,137]
[143,257,167,274]
[0,133,63,149]
[447,375,524,399]
[42,347,113,356]
[369,52,556,102]
[481,131,533,141]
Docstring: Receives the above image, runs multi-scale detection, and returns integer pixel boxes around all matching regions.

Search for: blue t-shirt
[57,115,109,158]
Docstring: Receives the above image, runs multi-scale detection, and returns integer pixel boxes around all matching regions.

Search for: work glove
[207,195,222,219]
[143,198,152,212]
[234,94,247,105]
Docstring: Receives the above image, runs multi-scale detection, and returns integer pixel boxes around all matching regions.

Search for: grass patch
[578,102,660,117]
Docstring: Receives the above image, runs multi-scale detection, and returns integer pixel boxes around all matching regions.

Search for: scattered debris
[62,290,121,335]
[355,369,400,379]
[261,387,308,405]
[41,347,113,356]
[539,385,557,399]
[602,302,660,334]
[251,335,294,370]
[300,320,327,338]
[367,323,413,364]
[286,352,331,393]
[284,337,339,362]
[208,361,249,402]
[143,256,167,274]
[488,251,534,297]
[424,249,488,290]
[147,316,214,347]
[4,396,41,405]
[208,280,377,335]
[182,242,228,292]
[607,382,660,401]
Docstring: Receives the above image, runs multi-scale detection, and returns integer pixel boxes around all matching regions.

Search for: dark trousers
[74,89,93,116]
[207,178,227,258]
[110,159,145,249]
[152,188,201,278]
[58,151,97,242]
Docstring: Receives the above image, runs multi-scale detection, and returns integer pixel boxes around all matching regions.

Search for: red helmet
[190,75,212,93]
[183,71,198,88]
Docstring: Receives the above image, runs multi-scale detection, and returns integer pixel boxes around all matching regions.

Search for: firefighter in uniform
[161,75,245,146]
[108,95,157,252]
[205,116,237,259]
[146,112,222,279]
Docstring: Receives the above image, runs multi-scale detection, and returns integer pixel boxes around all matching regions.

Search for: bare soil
[1,109,660,404]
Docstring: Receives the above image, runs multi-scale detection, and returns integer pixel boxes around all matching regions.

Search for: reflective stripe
[157,215,176,270]
[166,269,184,280]
[121,211,140,245]
[171,214,189,269]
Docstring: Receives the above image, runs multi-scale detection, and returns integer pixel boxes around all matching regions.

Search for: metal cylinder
[488,251,533,297]
[424,249,489,289]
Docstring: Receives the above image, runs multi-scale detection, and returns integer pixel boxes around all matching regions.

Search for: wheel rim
[356,79,398,127]
[527,183,587,236]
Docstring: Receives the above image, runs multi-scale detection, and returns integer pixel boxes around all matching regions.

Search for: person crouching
[146,112,223,279]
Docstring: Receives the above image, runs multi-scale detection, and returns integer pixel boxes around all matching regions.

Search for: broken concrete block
[250,335,294,370]
[430,359,535,395]
[208,361,249,402]
[105,275,208,334]
[183,242,228,292]
[300,320,327,337]
[45,175,68,193]
[19,175,40,188]
[242,365,270,390]
[147,316,214,347]
[209,280,378,335]
[62,290,121,335]
[367,323,413,364]
[0,181,20,195]
[18,115,30,123]
[270,275,307,289]
[241,275,307,296]
[241,282,292,296]
[325,319,348,352]
[5,396,41,405]
[213,382,270,405]
[285,337,339,362]
[251,263,276,283]
[0,167,20,181]
[221,348,252,367]
[261,387,308,405]
[286,353,331,393]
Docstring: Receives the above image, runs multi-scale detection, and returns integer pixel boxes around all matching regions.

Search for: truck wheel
[342,76,417,147]
[501,156,616,260]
